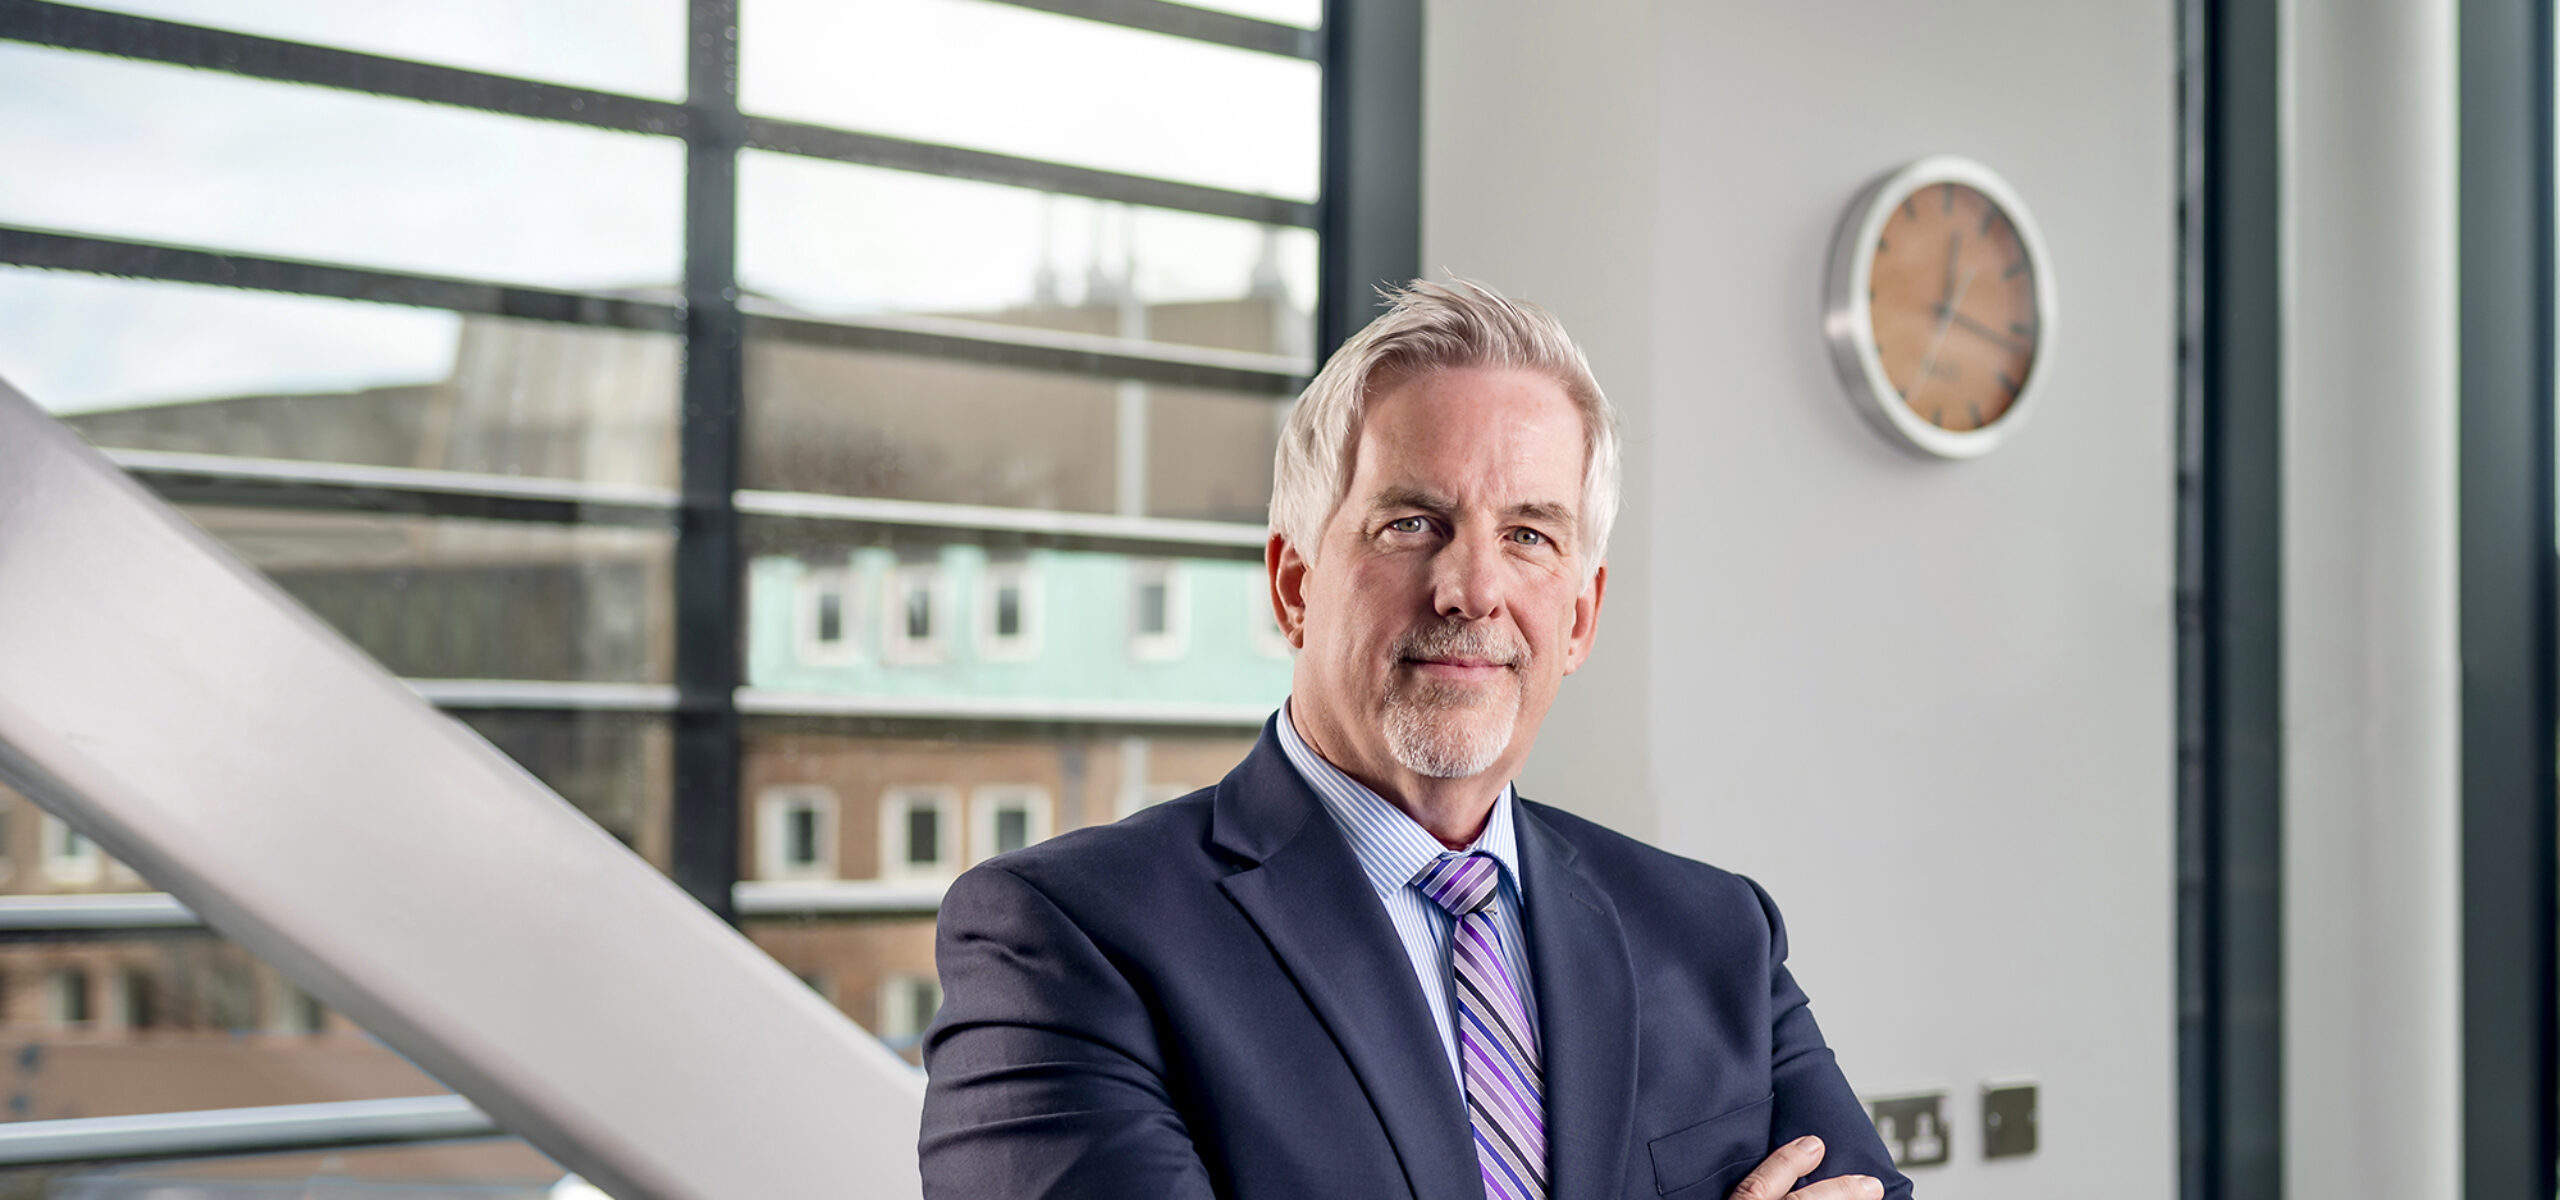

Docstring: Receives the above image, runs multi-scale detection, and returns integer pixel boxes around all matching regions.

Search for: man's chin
[1380,708,1518,781]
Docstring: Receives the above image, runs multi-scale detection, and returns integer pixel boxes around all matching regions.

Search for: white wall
[1427,3,2178,1197]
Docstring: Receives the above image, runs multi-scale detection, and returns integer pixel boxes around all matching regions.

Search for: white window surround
[795,566,864,666]
[879,786,960,881]
[975,561,1043,663]
[40,814,99,886]
[1127,560,1190,662]
[969,784,1053,864]
[756,785,841,883]
[882,563,950,665]
[875,973,942,1043]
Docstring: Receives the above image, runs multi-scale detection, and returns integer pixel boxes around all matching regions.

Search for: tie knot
[1412,852,1502,917]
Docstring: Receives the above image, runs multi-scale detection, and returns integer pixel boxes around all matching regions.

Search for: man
[920,280,1912,1200]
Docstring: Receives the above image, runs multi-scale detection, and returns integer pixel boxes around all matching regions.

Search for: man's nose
[1430,533,1505,621]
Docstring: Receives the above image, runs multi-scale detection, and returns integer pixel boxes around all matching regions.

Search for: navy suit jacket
[919,722,1914,1200]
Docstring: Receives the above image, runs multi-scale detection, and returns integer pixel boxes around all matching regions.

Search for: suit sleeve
[1744,874,1917,1200]
[918,862,1218,1200]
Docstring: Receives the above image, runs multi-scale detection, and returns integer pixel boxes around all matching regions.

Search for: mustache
[1390,621,1530,668]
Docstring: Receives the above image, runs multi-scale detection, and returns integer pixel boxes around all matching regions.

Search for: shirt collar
[1275,699,1523,901]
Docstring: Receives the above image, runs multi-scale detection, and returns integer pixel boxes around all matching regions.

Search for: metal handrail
[0,893,199,932]
[0,1096,498,1169]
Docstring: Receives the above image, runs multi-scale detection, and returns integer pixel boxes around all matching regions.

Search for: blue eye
[1511,528,1547,546]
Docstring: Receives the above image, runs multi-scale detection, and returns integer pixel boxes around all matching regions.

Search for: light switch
[1982,1080,2037,1159]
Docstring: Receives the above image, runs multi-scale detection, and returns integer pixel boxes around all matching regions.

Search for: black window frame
[0,0,1418,1164]
[2180,2,2560,1197]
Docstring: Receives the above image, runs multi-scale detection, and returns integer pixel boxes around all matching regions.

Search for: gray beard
[1380,671,1524,779]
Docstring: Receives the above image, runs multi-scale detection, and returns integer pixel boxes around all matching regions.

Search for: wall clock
[1824,157,2054,459]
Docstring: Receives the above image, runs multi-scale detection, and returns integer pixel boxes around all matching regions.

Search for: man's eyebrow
[1508,500,1577,530]
[1366,486,1458,513]
[1366,488,1577,533]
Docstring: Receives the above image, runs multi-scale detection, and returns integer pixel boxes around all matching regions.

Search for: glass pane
[0,939,443,1117]
[744,536,1292,709]
[905,808,939,867]
[451,712,673,873]
[4,270,680,488]
[0,785,147,898]
[73,0,689,99]
[741,726,1260,1065]
[1,717,662,901]
[742,0,1320,201]
[0,44,684,291]
[738,152,1317,357]
[0,1138,572,1196]
[994,808,1029,855]
[185,507,674,685]
[0,785,459,1116]
[1136,581,1170,637]
[994,587,1023,638]
[744,340,1285,516]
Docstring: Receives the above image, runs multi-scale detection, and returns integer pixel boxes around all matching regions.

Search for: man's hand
[1728,1136,1886,1200]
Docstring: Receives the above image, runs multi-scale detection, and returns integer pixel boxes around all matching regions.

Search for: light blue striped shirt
[1275,700,1541,1086]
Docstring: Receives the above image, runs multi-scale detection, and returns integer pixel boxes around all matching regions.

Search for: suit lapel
[1517,800,1638,1200]
[1213,727,1480,1200]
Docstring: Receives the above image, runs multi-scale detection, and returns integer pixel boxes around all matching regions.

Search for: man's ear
[1267,533,1310,650]
[1562,561,1606,675]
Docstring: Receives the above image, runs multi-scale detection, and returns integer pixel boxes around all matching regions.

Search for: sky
[0,0,1321,413]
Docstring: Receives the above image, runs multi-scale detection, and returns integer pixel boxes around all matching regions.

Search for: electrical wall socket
[1864,1091,1951,1168]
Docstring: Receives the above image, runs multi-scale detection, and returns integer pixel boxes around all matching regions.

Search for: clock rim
[1823,156,2058,460]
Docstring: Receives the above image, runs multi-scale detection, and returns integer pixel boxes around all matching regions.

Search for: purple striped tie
[1413,852,1548,1200]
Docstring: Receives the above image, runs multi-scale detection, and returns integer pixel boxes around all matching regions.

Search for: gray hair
[1270,278,1621,582]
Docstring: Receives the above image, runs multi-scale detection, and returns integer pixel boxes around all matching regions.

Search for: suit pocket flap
[1648,1092,1776,1196]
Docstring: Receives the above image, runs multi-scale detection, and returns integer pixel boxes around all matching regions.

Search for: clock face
[1866,181,2041,434]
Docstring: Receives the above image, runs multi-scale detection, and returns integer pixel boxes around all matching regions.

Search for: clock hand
[1948,310,2032,354]
[1941,231,1961,304]
[1908,263,1982,406]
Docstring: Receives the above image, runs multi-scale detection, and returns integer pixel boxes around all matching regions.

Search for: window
[879,787,959,880]
[120,967,159,1031]
[50,968,90,1027]
[796,566,863,665]
[266,983,329,1036]
[40,814,100,886]
[206,962,258,1031]
[883,562,948,664]
[1129,560,1190,661]
[977,559,1043,662]
[756,786,840,882]
[1112,737,1200,818]
[971,786,1053,863]
[0,0,1390,1165]
[875,973,943,1046]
